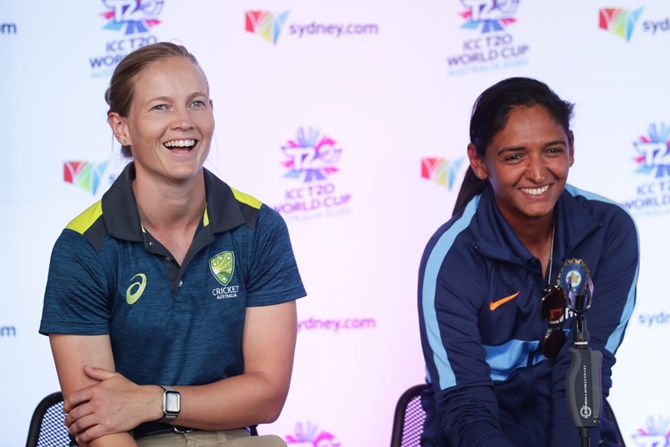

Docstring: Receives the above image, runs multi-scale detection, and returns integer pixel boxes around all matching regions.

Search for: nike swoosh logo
[489,291,520,311]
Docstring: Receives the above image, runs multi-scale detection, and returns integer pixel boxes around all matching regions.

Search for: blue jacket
[418,184,639,447]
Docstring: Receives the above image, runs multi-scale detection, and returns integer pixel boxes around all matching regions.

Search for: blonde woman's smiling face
[119,56,214,184]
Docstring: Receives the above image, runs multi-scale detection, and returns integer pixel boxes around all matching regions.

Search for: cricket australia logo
[210,251,235,286]
[210,252,240,299]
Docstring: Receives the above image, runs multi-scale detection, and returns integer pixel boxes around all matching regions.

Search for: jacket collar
[473,185,601,264]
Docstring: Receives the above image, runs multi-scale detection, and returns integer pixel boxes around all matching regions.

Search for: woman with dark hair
[40,42,306,447]
[418,77,639,446]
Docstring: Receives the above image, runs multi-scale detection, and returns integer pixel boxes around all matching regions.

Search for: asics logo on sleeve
[489,291,520,311]
[126,273,147,304]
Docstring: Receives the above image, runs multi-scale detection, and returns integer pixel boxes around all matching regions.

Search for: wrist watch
[158,385,181,423]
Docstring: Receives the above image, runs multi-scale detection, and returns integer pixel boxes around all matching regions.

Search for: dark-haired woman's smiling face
[472,104,574,228]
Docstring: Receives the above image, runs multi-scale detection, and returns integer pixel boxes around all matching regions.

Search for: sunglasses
[540,285,567,360]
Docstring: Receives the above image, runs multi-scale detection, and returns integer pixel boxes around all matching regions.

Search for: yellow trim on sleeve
[65,201,103,235]
[231,188,262,210]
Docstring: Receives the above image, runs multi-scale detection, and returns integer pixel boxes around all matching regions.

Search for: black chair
[390,384,626,447]
[25,391,74,447]
[390,383,431,447]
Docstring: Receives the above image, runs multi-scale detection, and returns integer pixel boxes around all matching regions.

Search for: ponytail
[452,166,488,216]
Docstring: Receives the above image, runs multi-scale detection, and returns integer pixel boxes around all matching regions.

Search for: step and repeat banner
[1,1,669,446]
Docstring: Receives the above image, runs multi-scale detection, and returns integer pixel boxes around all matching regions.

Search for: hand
[63,365,161,443]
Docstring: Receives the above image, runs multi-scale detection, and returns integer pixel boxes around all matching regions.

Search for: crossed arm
[50,300,297,446]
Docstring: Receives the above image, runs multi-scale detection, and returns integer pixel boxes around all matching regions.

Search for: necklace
[547,218,556,285]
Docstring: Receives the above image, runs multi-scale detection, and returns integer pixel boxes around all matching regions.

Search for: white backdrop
[1,1,669,446]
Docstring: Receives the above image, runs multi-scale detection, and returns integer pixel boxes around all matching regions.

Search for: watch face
[165,391,181,414]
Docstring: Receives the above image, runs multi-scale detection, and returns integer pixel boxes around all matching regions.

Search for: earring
[122,139,127,145]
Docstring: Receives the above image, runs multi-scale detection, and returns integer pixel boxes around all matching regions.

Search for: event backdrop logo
[621,123,670,217]
[285,422,341,447]
[245,10,290,44]
[599,8,643,42]
[273,128,352,221]
[63,161,111,195]
[459,0,519,32]
[421,157,466,189]
[632,416,670,447]
[633,123,670,178]
[447,0,529,76]
[245,10,379,44]
[101,0,164,34]
[281,127,341,183]
[89,0,164,77]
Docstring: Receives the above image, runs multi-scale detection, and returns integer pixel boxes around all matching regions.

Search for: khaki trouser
[135,428,287,447]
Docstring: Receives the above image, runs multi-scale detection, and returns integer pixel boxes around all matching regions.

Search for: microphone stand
[566,292,602,447]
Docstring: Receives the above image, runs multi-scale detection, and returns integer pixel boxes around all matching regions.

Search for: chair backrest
[390,384,431,447]
[25,391,73,447]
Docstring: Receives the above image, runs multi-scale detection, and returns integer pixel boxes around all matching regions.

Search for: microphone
[565,278,602,447]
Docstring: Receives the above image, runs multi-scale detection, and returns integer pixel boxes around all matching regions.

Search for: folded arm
[172,299,297,429]
[50,334,140,447]
[55,300,297,443]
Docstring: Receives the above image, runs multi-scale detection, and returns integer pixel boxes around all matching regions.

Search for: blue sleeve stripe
[565,184,631,215]
[421,197,479,390]
[565,184,640,354]
[483,339,541,381]
[606,262,639,354]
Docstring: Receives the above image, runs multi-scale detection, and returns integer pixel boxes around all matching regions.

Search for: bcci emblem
[559,259,591,295]
[210,251,235,286]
